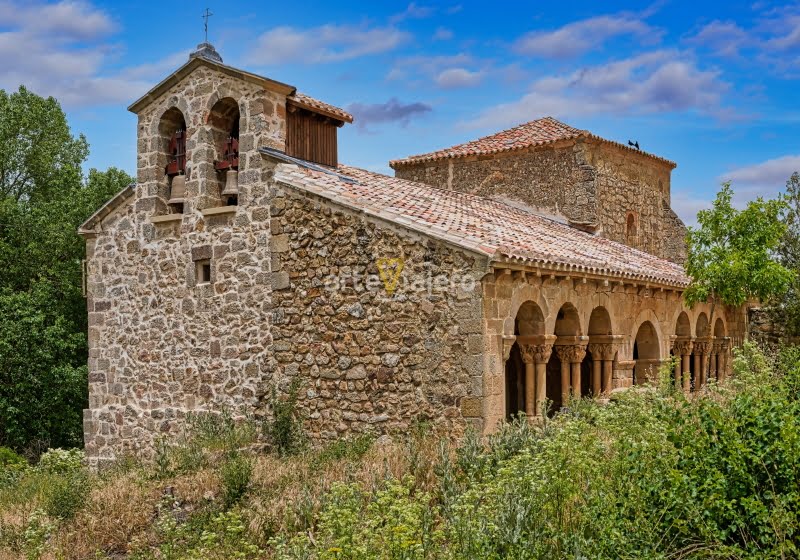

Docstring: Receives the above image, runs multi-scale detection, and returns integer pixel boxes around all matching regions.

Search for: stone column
[672,339,693,394]
[588,341,617,397]
[719,338,731,381]
[517,334,556,417]
[555,346,572,405]
[532,337,556,416]
[695,339,711,390]
[518,346,536,418]
[692,351,701,392]
[570,346,587,397]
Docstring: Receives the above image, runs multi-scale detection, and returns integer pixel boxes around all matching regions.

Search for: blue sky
[1,0,799,224]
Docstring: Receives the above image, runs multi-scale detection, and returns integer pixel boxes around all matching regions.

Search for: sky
[1,0,799,225]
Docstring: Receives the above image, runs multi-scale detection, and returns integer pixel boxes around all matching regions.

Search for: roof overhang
[78,184,136,237]
[127,57,296,114]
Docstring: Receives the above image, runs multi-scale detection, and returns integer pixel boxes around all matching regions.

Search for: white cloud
[435,67,483,89]
[346,98,432,131]
[245,24,409,65]
[469,50,729,129]
[671,190,712,226]
[433,27,453,41]
[390,2,435,24]
[686,20,751,57]
[514,14,661,58]
[722,155,800,190]
[0,0,186,108]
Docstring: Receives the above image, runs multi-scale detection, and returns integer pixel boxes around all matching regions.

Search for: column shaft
[693,353,701,392]
[560,360,570,405]
[524,362,535,417]
[682,354,691,393]
[534,362,547,416]
[602,360,613,395]
[570,362,581,397]
[592,360,602,396]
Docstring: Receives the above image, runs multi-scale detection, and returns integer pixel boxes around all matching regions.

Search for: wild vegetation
[1,342,799,559]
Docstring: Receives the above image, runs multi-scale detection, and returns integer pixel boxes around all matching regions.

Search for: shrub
[42,472,89,520]
[266,380,306,456]
[220,453,253,509]
[36,448,84,476]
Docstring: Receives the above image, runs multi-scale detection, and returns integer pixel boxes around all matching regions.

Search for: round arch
[675,311,691,338]
[515,300,546,336]
[633,320,660,384]
[713,317,727,337]
[696,312,710,338]
[505,291,550,337]
[588,306,613,336]
[554,302,582,336]
[629,308,665,360]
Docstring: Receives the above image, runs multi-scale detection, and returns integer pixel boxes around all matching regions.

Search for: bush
[42,472,89,520]
[266,380,306,456]
[37,448,84,475]
[220,453,253,509]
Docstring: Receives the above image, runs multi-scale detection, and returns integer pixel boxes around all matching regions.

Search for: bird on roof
[628,140,640,150]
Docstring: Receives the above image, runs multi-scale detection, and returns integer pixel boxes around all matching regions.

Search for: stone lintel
[201,206,238,217]
[554,335,589,346]
[587,334,623,344]
[149,214,183,224]
[515,334,557,347]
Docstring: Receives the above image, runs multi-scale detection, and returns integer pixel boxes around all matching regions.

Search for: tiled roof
[288,92,353,123]
[389,116,676,168]
[269,156,688,287]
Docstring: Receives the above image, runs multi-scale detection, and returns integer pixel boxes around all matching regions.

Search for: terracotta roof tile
[287,92,353,123]
[389,116,675,168]
[271,158,688,287]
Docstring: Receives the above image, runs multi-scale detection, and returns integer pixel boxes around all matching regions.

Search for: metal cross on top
[202,8,213,43]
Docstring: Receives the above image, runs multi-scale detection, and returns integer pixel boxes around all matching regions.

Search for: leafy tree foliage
[772,172,800,335]
[0,86,132,451]
[684,182,792,334]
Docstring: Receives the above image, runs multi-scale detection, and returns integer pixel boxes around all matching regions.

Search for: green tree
[0,86,132,451]
[0,86,88,202]
[685,182,793,353]
[772,172,800,335]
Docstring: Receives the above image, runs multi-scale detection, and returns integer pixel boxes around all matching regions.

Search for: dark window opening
[197,259,212,284]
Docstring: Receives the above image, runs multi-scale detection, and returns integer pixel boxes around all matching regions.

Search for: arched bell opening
[159,107,188,213]
[633,321,660,384]
[208,97,241,206]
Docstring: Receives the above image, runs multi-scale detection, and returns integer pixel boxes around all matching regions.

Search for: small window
[196,259,212,284]
[626,213,638,242]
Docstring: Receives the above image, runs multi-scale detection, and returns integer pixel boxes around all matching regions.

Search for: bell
[168,174,186,205]
[221,169,239,197]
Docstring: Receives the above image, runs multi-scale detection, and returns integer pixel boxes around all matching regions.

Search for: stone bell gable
[390,117,688,264]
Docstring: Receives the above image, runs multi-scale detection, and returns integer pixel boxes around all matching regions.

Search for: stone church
[79,43,745,465]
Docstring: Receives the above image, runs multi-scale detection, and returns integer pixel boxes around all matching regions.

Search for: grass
[1,342,799,559]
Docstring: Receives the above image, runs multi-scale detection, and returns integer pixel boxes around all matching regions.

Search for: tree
[772,173,800,335]
[0,86,88,202]
[685,183,793,362]
[0,85,132,451]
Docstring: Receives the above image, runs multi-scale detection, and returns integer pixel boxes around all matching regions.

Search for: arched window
[626,212,637,244]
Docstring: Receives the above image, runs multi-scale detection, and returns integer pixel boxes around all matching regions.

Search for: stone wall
[394,140,687,263]
[394,142,597,227]
[748,306,800,347]
[83,64,287,465]
[267,181,488,440]
[587,141,686,263]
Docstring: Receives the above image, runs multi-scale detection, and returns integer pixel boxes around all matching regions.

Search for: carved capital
[555,344,586,364]
[672,339,693,356]
[588,342,616,361]
[694,340,711,355]
[519,344,536,364]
